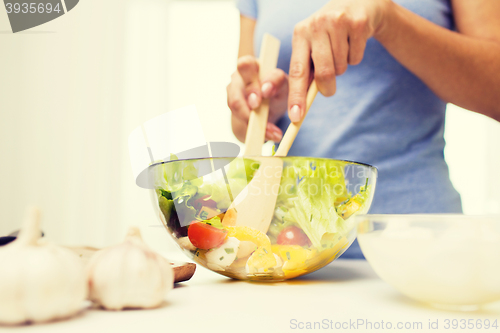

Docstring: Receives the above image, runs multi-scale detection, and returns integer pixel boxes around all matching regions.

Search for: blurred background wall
[0,0,499,256]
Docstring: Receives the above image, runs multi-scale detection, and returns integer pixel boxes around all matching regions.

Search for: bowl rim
[149,155,378,172]
[353,213,500,223]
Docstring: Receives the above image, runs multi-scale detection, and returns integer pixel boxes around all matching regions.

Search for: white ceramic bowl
[356,214,500,310]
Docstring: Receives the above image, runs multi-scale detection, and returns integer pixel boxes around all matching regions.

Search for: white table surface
[3,259,499,333]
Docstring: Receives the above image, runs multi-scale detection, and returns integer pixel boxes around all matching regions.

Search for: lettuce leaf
[200,215,224,229]
[277,160,356,249]
[170,182,198,226]
[285,181,345,249]
[226,158,260,183]
[198,177,247,211]
[158,193,174,222]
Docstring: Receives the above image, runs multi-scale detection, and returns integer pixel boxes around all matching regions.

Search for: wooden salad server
[222,34,280,233]
[274,80,318,156]
[223,32,319,239]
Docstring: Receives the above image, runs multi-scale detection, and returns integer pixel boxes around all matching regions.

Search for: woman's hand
[288,0,392,122]
[227,55,289,142]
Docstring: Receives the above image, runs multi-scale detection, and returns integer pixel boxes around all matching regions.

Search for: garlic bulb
[0,208,88,325]
[86,227,174,310]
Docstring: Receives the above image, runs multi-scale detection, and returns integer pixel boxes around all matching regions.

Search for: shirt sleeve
[234,0,258,19]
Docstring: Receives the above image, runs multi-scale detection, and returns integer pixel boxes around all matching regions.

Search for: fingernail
[261,82,273,98]
[248,93,259,109]
[289,105,302,122]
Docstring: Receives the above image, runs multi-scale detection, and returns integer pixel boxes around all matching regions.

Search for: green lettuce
[154,155,202,227]
[197,177,247,210]
[158,192,174,222]
[200,215,224,229]
[154,154,204,192]
[285,182,345,249]
[226,157,260,183]
[171,183,198,226]
[275,160,364,249]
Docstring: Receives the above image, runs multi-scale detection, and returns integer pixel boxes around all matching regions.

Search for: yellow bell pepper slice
[337,196,363,219]
[227,226,270,247]
[271,245,316,278]
[307,235,349,270]
[270,234,349,278]
[226,226,276,273]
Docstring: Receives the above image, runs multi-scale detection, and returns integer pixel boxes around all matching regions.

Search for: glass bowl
[356,214,500,310]
[147,156,377,281]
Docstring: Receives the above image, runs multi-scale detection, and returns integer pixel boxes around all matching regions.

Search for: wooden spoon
[224,77,319,235]
[242,33,281,156]
[222,33,280,229]
[275,80,318,156]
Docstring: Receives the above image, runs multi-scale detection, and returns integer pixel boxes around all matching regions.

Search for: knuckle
[288,90,304,103]
[326,14,336,26]
[331,11,347,26]
[228,98,243,111]
[237,55,257,71]
[311,14,327,31]
[338,11,348,22]
[315,67,336,81]
[289,62,306,79]
[245,81,261,94]
[293,22,307,37]
[351,17,368,33]
[274,68,285,78]
[273,69,287,84]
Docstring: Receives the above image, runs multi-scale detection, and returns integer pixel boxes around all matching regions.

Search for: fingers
[227,73,251,124]
[310,17,336,97]
[237,55,261,109]
[261,69,288,98]
[265,122,283,142]
[288,24,312,123]
[228,55,260,124]
[231,115,282,143]
[285,5,374,121]
[328,14,349,76]
[229,55,287,143]
[348,16,370,65]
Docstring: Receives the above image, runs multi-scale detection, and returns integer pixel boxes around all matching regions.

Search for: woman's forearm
[376,2,500,121]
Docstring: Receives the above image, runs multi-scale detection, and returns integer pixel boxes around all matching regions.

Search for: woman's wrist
[373,0,399,43]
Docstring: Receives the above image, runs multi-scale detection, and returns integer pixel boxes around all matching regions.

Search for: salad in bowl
[150,156,377,281]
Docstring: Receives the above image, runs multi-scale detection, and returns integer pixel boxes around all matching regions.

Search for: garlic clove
[86,226,174,311]
[0,207,88,325]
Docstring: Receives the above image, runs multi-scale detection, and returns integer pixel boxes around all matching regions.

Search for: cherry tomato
[277,226,311,246]
[188,222,227,249]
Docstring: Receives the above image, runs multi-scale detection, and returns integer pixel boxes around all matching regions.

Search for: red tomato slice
[188,222,227,250]
[277,226,311,246]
